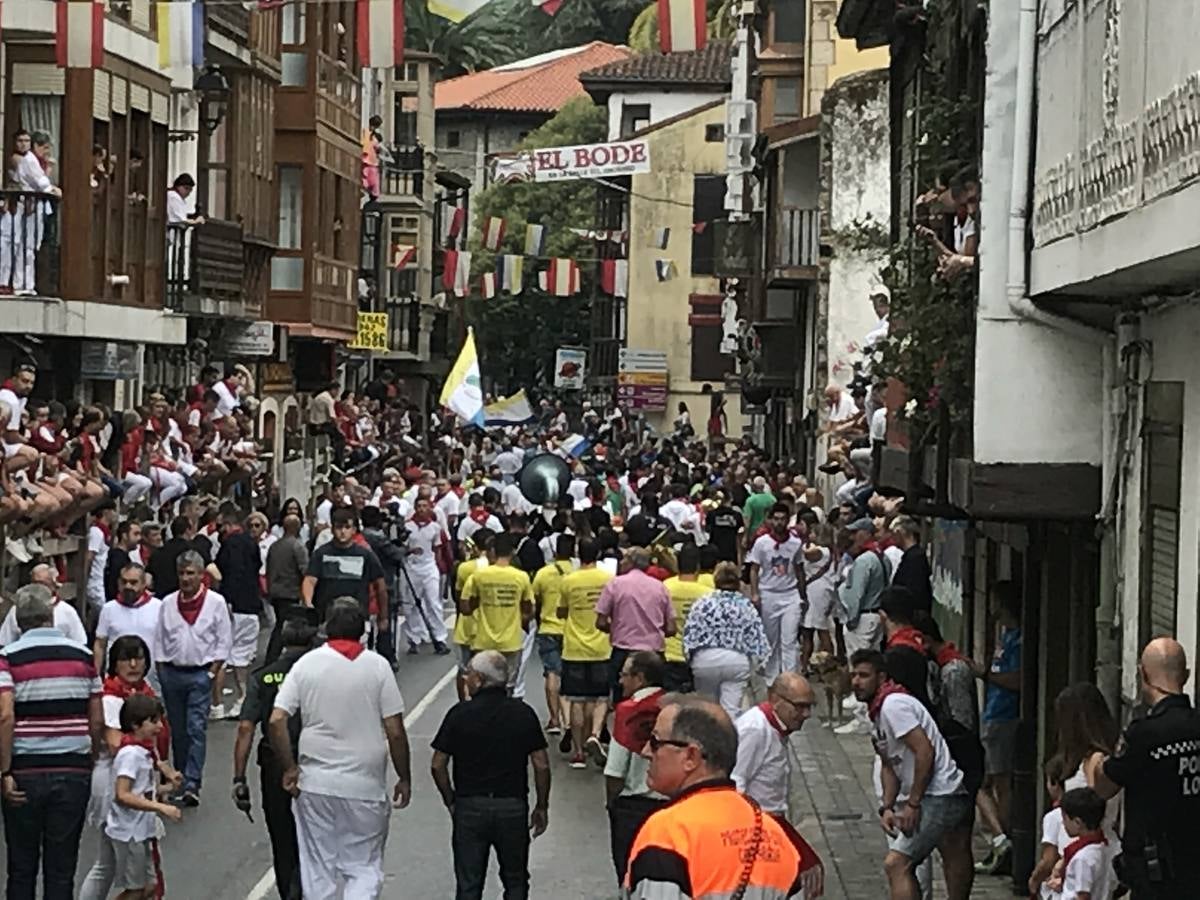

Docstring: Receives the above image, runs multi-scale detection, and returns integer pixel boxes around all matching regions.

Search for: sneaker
[178,789,200,808]
[209,704,225,721]
[22,534,42,556]
[226,698,243,719]
[545,722,563,736]
[568,753,587,770]
[975,837,1012,874]
[432,641,451,656]
[833,719,872,735]
[558,732,573,754]
[585,735,608,766]
[841,695,859,711]
[407,643,420,656]
[5,536,31,564]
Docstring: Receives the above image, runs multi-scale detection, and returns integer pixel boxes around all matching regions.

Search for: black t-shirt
[305,541,385,618]
[892,545,934,615]
[105,547,131,603]
[1103,694,1200,886]
[729,484,750,509]
[216,530,264,615]
[431,687,547,798]
[514,536,544,574]
[241,648,307,750]
[584,505,611,535]
[624,513,669,549]
[705,505,745,562]
[148,537,209,598]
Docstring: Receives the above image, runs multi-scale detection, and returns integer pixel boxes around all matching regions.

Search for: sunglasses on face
[647,734,692,753]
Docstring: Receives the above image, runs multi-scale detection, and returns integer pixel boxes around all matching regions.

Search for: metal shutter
[1141,381,1184,642]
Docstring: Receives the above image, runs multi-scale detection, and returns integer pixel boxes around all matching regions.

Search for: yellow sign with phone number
[348,312,389,352]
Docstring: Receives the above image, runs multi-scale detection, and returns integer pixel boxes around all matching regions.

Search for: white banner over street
[488,139,652,184]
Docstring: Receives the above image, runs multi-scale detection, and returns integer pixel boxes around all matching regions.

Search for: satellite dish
[518,453,571,506]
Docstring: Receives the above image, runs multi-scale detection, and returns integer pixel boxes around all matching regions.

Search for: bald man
[1095,638,1200,898]
[732,673,815,817]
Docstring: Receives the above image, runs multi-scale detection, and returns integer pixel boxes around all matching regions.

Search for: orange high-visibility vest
[624,780,802,899]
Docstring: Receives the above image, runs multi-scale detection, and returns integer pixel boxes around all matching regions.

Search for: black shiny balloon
[517,454,571,506]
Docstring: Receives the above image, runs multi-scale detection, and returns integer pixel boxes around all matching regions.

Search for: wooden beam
[60,68,95,302]
[966,462,1101,520]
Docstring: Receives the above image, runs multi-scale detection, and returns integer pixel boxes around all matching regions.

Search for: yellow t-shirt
[464,563,533,653]
[559,566,614,662]
[699,573,715,588]
[532,560,574,637]
[452,558,486,646]
[662,576,712,663]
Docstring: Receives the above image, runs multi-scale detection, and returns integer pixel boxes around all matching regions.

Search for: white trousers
[844,612,883,723]
[511,625,537,699]
[294,792,390,900]
[150,467,188,506]
[760,588,802,680]
[401,565,447,645]
[122,472,153,506]
[691,647,751,719]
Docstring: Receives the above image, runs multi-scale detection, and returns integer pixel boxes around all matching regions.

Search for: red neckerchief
[412,512,434,526]
[1062,832,1107,872]
[224,525,244,537]
[94,520,112,542]
[103,675,156,700]
[352,532,370,548]
[612,688,663,752]
[768,527,792,550]
[176,587,208,626]
[118,733,158,757]
[646,564,671,581]
[887,626,927,653]
[867,679,910,722]
[327,639,365,660]
[469,507,490,526]
[138,542,154,563]
[117,589,154,608]
[935,642,967,667]
[758,701,788,738]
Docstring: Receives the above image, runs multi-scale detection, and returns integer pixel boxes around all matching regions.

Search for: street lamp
[195,66,230,135]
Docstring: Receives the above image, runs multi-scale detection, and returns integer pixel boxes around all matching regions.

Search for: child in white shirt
[1030,754,1069,898]
[1054,786,1115,900]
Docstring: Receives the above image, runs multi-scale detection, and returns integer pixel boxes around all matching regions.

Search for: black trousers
[452,795,530,900]
[608,794,666,883]
[1,771,90,900]
[265,599,301,664]
[259,747,301,900]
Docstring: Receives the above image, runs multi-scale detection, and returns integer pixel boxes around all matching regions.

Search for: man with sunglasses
[732,672,816,818]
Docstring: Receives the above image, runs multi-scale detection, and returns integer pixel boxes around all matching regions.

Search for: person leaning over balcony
[167,173,204,226]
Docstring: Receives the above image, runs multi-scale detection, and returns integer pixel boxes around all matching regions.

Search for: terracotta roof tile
[435,42,632,114]
[579,41,732,88]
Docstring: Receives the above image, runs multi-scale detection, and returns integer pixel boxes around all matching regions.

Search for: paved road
[45,615,619,900]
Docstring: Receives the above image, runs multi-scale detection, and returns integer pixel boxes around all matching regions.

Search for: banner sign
[554,347,587,389]
[348,312,389,352]
[616,348,668,412]
[223,321,275,357]
[489,140,652,184]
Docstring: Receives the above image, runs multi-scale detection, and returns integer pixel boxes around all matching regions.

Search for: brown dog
[808,651,852,726]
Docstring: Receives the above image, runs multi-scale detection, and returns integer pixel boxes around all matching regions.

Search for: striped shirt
[0,626,100,773]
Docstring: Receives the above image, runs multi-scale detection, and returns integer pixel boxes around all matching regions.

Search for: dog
[808,650,852,727]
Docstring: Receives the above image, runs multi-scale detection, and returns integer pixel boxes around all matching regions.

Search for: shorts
[561,659,610,700]
[111,837,156,891]
[536,633,563,676]
[229,612,260,667]
[981,719,1019,776]
[887,792,973,864]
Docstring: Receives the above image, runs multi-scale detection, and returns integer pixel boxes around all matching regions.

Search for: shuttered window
[1141,381,1184,645]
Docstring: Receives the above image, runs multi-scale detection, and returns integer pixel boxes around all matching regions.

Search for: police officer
[232,611,318,900]
[1095,637,1200,899]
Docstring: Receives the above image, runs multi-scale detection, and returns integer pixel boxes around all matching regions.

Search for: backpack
[939,716,985,799]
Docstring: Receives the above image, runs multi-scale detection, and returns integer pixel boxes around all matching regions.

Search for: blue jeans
[159,664,212,790]
[2,770,90,899]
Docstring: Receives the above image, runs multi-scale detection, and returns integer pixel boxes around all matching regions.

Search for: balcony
[206,1,249,41]
[315,53,360,139]
[384,297,422,356]
[379,145,425,202]
[311,254,357,332]
[0,192,60,298]
[165,219,247,317]
[771,206,819,278]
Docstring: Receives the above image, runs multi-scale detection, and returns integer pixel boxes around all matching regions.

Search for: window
[691,324,729,381]
[282,53,307,87]
[204,114,230,220]
[774,78,802,122]
[620,103,651,138]
[447,130,461,148]
[1141,381,1184,646]
[772,0,806,44]
[393,104,417,145]
[281,1,305,42]
[691,175,726,276]
[277,165,302,249]
[705,124,725,143]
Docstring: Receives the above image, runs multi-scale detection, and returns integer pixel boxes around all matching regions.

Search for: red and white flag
[392,243,416,269]
[480,216,506,252]
[658,0,706,53]
[481,272,496,299]
[453,251,473,298]
[539,258,580,297]
[534,0,565,14]
[599,259,629,298]
[442,249,459,292]
[56,0,104,69]
[447,206,466,240]
[356,0,404,69]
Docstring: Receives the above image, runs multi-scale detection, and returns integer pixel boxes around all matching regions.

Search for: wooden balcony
[379,145,425,201]
[315,53,359,140]
[207,1,249,41]
[311,253,356,332]
[770,206,819,281]
[165,219,248,317]
[384,296,421,356]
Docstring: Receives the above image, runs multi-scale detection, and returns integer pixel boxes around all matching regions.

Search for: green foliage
[465,97,608,392]
[628,0,734,52]
[521,0,649,55]
[405,0,530,76]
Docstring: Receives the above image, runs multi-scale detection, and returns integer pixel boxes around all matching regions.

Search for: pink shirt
[595,568,674,652]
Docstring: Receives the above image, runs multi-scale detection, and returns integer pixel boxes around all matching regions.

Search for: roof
[580,41,732,90]
[434,42,632,114]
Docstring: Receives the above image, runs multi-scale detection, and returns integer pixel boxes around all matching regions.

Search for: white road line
[244,614,459,900]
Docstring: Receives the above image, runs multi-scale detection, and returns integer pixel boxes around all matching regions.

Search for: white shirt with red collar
[404,515,448,572]
[155,587,232,667]
[732,703,790,815]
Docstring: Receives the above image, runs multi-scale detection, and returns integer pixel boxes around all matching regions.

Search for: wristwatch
[877,805,891,817]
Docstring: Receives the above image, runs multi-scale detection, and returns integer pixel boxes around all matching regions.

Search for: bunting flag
[56,0,104,68]
[692,221,708,234]
[484,389,536,426]
[524,223,546,257]
[156,0,204,69]
[651,227,670,249]
[570,228,628,243]
[481,216,506,252]
[392,243,416,269]
[534,0,565,14]
[356,0,405,69]
[481,271,496,299]
[447,206,466,239]
[499,254,524,295]
[428,0,490,23]
[442,250,459,292]
[599,259,629,298]
[655,259,677,282]
[439,328,485,427]
[658,0,706,53]
[539,258,580,297]
[453,251,473,298]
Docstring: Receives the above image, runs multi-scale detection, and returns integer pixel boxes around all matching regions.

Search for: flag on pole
[392,243,416,269]
[453,251,472,298]
[56,1,104,68]
[156,1,204,69]
[442,250,459,292]
[561,433,592,458]
[481,271,496,299]
[651,227,670,249]
[539,258,580,297]
[498,254,524,295]
[484,389,535,426]
[657,0,706,53]
[599,259,629,297]
[655,259,677,282]
[534,0,565,14]
[439,328,485,427]
[428,0,490,23]
[447,206,466,240]
[524,223,546,256]
[481,216,506,252]
[356,0,404,69]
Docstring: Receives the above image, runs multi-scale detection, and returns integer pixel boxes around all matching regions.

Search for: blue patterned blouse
[682,590,768,660]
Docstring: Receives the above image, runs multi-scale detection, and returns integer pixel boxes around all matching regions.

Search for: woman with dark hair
[271,496,310,544]
[1055,683,1122,847]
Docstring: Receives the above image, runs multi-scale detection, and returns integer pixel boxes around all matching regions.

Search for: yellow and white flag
[427,0,491,23]
[439,328,485,425]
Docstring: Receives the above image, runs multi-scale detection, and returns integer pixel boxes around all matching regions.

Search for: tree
[405,0,530,76]
[464,97,608,393]
[520,0,650,55]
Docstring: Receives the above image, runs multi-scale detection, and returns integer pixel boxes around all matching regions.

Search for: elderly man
[155,549,232,806]
[271,597,410,900]
[626,698,808,899]
[595,548,675,707]
[733,672,816,817]
[0,563,86,647]
[431,650,550,900]
[0,585,102,899]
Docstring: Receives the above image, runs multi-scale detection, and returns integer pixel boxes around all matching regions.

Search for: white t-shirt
[96,598,164,663]
[884,545,903,584]
[748,533,804,594]
[869,407,887,443]
[493,450,523,479]
[954,215,976,254]
[88,525,110,598]
[872,692,963,801]
[456,514,501,545]
[405,518,447,571]
[0,387,25,434]
[500,483,533,516]
[434,491,461,523]
[167,189,191,224]
[1062,841,1114,900]
[105,744,158,842]
[211,379,240,417]
[315,498,333,526]
[274,645,405,802]
[1038,807,1069,899]
[732,705,789,814]
[828,392,858,423]
[0,600,87,647]
[660,499,703,539]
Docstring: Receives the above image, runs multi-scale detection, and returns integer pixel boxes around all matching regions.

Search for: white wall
[605,90,724,141]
